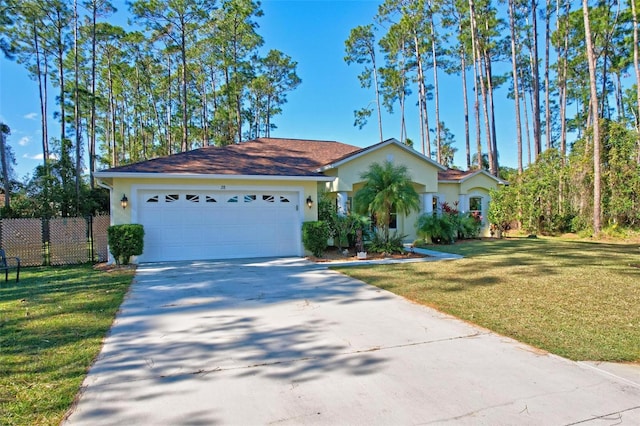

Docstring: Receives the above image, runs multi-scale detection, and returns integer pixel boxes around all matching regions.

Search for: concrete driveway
[65,258,640,425]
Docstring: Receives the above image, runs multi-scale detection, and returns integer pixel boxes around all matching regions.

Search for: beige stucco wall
[460,173,500,194]
[436,182,460,208]
[326,144,441,193]
[437,174,502,237]
[102,176,320,226]
[320,144,444,243]
[460,174,501,237]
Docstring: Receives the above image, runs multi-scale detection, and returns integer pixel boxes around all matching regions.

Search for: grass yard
[0,265,135,426]
[335,237,640,362]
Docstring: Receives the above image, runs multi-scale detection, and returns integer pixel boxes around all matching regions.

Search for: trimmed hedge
[107,224,144,265]
[302,221,330,257]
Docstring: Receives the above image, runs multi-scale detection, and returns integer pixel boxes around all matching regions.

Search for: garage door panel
[136,190,300,262]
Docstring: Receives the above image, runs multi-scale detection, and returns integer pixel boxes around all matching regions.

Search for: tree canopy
[1,0,301,217]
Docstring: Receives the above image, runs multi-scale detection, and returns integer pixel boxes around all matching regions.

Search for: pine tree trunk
[615,71,625,120]
[107,57,116,166]
[89,1,97,188]
[631,0,640,162]
[582,0,602,234]
[483,45,499,175]
[33,24,49,169]
[400,64,407,143]
[202,80,209,145]
[74,0,81,215]
[530,0,542,158]
[478,55,493,173]
[508,0,523,174]
[430,16,441,162]
[544,0,552,150]
[558,0,570,159]
[460,47,471,169]
[55,10,66,145]
[467,0,482,169]
[372,52,383,142]
[414,32,430,156]
[166,53,173,154]
[180,17,189,152]
[473,59,482,169]
[519,66,533,165]
[0,126,10,209]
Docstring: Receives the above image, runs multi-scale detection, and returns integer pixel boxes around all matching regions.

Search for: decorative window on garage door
[142,192,295,206]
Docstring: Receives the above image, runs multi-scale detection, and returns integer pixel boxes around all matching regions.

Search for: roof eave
[459,170,508,185]
[94,171,336,182]
[439,170,509,185]
[317,138,447,172]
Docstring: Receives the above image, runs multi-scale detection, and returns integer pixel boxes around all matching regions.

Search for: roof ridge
[251,137,353,145]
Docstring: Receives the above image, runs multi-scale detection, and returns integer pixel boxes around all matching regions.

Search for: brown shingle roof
[438,169,478,181]
[100,138,361,176]
[438,168,508,185]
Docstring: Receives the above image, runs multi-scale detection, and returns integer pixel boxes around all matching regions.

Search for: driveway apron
[65,258,640,425]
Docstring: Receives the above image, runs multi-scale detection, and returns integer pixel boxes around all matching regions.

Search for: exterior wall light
[306,196,313,209]
[120,194,128,209]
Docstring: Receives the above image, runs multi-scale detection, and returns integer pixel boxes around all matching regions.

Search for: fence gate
[49,217,88,265]
[0,218,43,267]
[92,215,110,263]
[0,215,111,266]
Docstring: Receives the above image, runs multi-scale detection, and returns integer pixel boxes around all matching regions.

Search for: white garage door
[136,190,301,262]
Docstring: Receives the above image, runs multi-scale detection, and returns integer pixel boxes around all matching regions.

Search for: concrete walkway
[65,258,640,425]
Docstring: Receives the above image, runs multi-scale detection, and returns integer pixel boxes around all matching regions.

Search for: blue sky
[0,0,521,179]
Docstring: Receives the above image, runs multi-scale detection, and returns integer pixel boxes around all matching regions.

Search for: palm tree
[354,161,420,243]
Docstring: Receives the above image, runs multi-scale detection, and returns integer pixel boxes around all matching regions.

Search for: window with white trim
[389,207,397,229]
[432,196,441,215]
[469,196,483,221]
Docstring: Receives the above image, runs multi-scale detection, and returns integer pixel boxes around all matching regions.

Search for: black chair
[0,249,21,283]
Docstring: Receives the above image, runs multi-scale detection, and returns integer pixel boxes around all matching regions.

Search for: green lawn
[335,237,640,362]
[0,265,135,426]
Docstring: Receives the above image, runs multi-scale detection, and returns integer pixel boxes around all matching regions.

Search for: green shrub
[317,191,334,223]
[487,187,516,236]
[458,213,482,239]
[570,215,590,233]
[107,224,145,265]
[416,210,482,244]
[302,221,330,257]
[412,238,429,248]
[328,213,371,251]
[367,230,406,254]
[416,213,457,244]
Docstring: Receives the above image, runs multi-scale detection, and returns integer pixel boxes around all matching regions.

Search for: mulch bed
[92,263,137,272]
[306,249,428,263]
